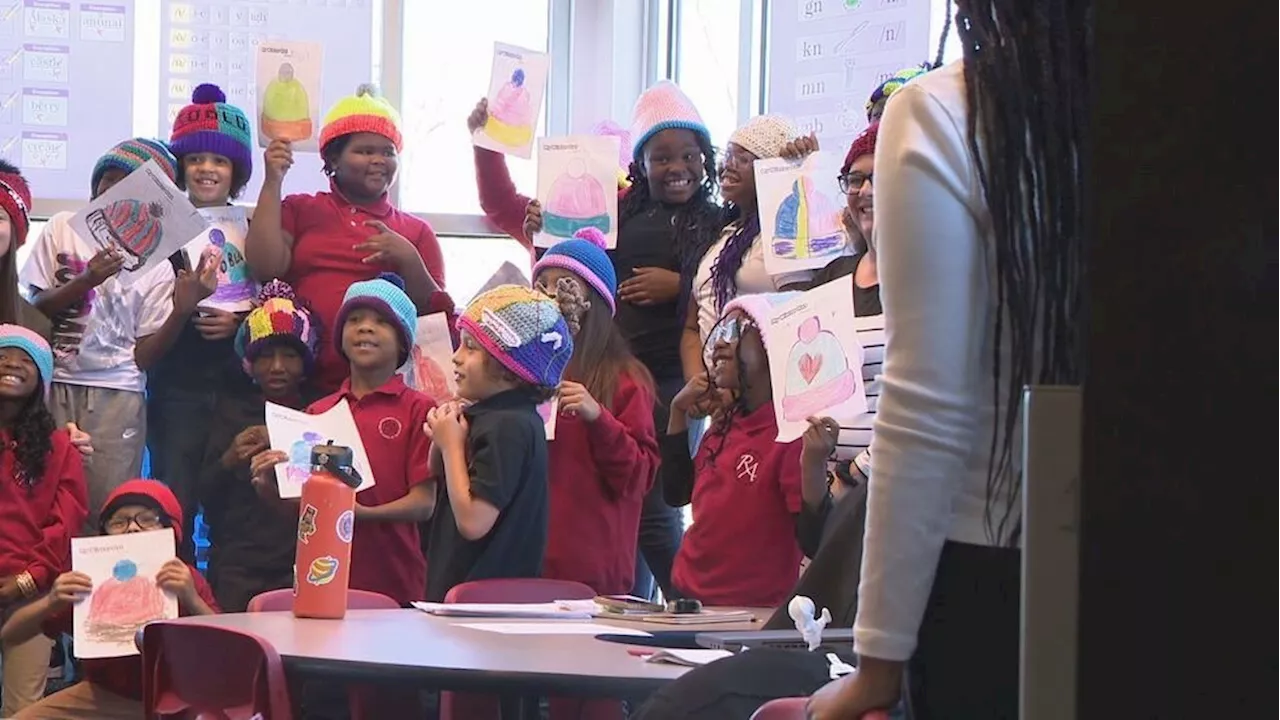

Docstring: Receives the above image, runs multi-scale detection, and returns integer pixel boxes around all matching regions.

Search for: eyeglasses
[709,315,756,347]
[838,171,873,194]
[104,510,164,533]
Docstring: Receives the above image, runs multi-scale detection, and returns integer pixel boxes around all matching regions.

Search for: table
[172,608,767,699]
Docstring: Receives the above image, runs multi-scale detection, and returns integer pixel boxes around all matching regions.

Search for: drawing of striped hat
[99,199,165,271]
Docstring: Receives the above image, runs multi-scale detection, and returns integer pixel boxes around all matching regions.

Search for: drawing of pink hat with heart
[781,315,857,421]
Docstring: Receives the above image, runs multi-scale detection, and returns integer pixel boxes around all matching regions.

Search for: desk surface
[174,608,767,697]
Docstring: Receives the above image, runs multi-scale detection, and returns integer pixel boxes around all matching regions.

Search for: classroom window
[437,235,531,308]
[397,1,552,216]
[673,0,745,148]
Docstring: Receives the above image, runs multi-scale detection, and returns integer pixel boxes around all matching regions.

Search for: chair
[751,697,809,719]
[441,578,598,720]
[245,588,400,613]
[142,621,292,720]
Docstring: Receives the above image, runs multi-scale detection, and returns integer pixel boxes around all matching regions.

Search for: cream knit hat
[728,114,797,160]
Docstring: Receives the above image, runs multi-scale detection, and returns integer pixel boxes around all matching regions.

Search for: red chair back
[142,621,292,720]
[750,698,892,720]
[443,578,596,603]
[246,588,400,613]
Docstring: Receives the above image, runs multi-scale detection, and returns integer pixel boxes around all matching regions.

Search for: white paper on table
[754,151,853,277]
[537,396,558,440]
[477,261,530,297]
[473,42,550,159]
[533,135,620,249]
[256,40,324,152]
[264,399,376,498]
[763,275,867,442]
[398,312,457,403]
[67,160,210,287]
[71,530,178,659]
[412,601,594,619]
[183,206,257,313]
[644,649,734,667]
[458,623,652,636]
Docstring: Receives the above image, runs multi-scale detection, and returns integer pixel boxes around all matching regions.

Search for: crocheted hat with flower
[235,279,319,374]
[629,80,710,162]
[542,159,611,239]
[458,284,573,389]
[485,68,536,148]
[169,83,253,177]
[320,83,403,152]
[532,227,617,315]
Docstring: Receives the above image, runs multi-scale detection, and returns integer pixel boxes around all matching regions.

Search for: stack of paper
[411,600,597,619]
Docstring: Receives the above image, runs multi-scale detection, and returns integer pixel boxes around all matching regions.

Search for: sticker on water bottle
[298,504,318,544]
[307,556,339,586]
[336,510,354,544]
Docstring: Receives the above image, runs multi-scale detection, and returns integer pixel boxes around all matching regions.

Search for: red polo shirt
[671,403,805,607]
[308,375,434,605]
[282,184,446,394]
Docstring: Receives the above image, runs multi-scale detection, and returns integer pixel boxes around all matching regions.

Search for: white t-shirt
[854,60,1019,662]
[19,211,174,394]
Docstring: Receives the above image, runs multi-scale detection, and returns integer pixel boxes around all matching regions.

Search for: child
[252,273,436,605]
[532,228,659,595]
[148,83,257,559]
[198,280,319,612]
[19,139,218,532]
[2,479,218,720]
[0,162,51,338]
[423,285,573,602]
[0,327,87,716]
[664,294,805,607]
[245,83,449,395]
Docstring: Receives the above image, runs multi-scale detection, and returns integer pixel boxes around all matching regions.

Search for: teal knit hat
[91,138,177,195]
[334,273,417,366]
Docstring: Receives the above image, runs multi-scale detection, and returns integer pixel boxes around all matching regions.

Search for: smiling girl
[245,84,450,394]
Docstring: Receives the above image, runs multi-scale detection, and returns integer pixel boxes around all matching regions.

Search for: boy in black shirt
[423,285,573,602]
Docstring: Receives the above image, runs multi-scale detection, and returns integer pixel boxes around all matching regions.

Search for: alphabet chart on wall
[766,0,930,155]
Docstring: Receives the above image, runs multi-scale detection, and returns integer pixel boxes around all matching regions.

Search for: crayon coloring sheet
[535,135,620,249]
[185,205,257,313]
[72,530,178,659]
[256,40,323,151]
[68,160,210,287]
[754,151,851,276]
[763,275,867,442]
[264,399,376,498]
[474,42,549,159]
[400,312,457,404]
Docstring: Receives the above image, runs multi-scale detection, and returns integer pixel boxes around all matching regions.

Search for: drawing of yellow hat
[261,62,313,142]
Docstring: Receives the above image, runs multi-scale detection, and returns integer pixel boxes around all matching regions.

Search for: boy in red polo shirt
[245,83,451,394]
[1,479,218,720]
[252,273,436,605]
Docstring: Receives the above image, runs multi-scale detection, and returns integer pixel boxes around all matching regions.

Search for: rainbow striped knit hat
[319,83,403,152]
[458,285,573,389]
[91,138,177,196]
[169,83,253,179]
[235,280,319,374]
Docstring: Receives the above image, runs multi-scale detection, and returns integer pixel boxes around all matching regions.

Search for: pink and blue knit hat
[532,227,617,315]
[629,81,710,162]
[335,273,417,366]
[169,83,254,179]
[91,138,177,195]
[458,285,573,389]
[0,324,53,396]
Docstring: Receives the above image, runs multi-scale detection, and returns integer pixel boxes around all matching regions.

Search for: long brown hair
[0,250,20,325]
[552,277,654,411]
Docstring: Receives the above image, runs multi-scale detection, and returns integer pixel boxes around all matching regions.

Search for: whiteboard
[766,0,932,156]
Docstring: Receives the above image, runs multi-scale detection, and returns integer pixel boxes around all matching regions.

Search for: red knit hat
[0,160,32,248]
[842,122,879,175]
[99,479,185,542]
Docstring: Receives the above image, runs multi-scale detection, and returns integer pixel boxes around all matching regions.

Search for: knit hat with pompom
[334,272,417,366]
[458,285,573,389]
[169,83,254,179]
[235,279,319,374]
[531,227,617,315]
[320,83,403,152]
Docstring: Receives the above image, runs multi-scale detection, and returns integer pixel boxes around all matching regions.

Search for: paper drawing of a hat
[261,62,314,142]
[781,316,857,421]
[773,176,846,260]
[86,558,167,642]
[543,159,610,238]
[87,199,165,271]
[485,68,535,147]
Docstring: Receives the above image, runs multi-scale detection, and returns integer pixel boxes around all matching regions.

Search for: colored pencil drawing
[534,135,620,248]
[260,62,313,142]
[286,431,326,488]
[408,344,452,403]
[255,40,323,151]
[474,42,549,159]
[771,175,847,261]
[264,399,377,498]
[780,316,858,422]
[542,158,611,238]
[84,558,168,643]
[754,151,851,275]
[398,312,457,403]
[484,68,535,148]
[83,199,166,272]
[72,530,178,659]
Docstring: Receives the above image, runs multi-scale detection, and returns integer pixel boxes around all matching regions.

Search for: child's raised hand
[780,131,820,160]
[173,249,218,315]
[155,559,197,607]
[81,246,126,287]
[558,380,602,422]
[225,426,270,468]
[522,200,543,240]
[466,98,489,134]
[425,403,469,451]
[66,422,93,456]
[672,373,713,416]
[49,571,93,610]
[263,139,294,184]
[802,416,841,466]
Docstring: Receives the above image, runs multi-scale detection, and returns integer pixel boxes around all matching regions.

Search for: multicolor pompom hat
[458,285,573,389]
[319,83,403,152]
[91,138,177,195]
[235,279,319,374]
[865,64,931,122]
[0,324,53,396]
[169,83,253,178]
[629,80,710,162]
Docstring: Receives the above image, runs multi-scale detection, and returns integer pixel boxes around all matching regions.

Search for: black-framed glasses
[104,510,164,533]
[839,171,873,194]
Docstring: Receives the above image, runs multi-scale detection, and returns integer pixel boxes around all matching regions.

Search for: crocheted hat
[320,83,403,152]
[91,138,177,195]
[542,160,611,238]
[0,324,52,395]
[780,315,857,422]
[91,199,165,271]
[100,479,185,539]
[728,114,797,160]
[235,279,319,374]
[773,176,847,260]
[169,83,253,179]
[0,161,32,249]
[261,63,313,142]
[629,80,710,162]
[865,64,931,122]
[458,284,573,389]
[720,292,799,350]
[484,68,536,148]
[842,122,879,174]
[532,227,617,315]
[334,272,417,366]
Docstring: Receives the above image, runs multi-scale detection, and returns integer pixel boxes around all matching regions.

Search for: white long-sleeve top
[854,60,1021,662]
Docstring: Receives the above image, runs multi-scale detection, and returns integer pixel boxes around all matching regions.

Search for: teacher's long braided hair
[957,0,1091,543]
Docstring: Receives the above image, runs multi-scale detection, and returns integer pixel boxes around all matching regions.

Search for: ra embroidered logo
[736,453,759,484]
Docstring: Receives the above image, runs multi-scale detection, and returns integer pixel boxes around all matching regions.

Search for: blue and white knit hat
[531,227,617,315]
[335,272,417,366]
[458,285,573,389]
[0,324,53,396]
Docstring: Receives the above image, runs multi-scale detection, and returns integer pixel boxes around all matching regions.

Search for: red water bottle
[293,442,361,619]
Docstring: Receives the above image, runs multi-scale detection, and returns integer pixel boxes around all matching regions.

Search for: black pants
[147,386,219,564]
[630,374,686,601]
[209,559,294,613]
[905,540,1021,720]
